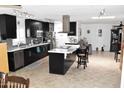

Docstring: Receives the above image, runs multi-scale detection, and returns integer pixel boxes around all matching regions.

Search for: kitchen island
[48,45,79,75]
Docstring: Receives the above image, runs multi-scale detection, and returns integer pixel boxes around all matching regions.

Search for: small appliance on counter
[36,30,43,38]
[33,37,43,44]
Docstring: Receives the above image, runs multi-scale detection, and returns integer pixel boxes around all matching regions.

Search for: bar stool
[77,48,88,69]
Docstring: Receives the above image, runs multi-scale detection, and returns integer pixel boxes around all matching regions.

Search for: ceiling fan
[0,5,22,9]
[113,21,124,28]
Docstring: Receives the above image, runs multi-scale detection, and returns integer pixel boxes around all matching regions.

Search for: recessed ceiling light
[91,16,115,19]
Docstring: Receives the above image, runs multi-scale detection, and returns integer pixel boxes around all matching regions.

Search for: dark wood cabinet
[49,53,76,75]
[25,19,42,38]
[42,22,54,42]
[24,48,33,66]
[42,22,49,31]
[8,50,24,71]
[110,28,122,52]
[68,22,76,36]
[64,53,76,73]
[49,23,54,31]
[24,44,50,66]
[8,44,50,71]
[23,46,41,66]
[41,44,50,57]
[42,22,54,32]
[0,14,16,40]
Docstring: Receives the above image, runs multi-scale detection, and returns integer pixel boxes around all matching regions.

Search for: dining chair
[5,75,30,88]
[0,77,6,88]
[0,72,6,88]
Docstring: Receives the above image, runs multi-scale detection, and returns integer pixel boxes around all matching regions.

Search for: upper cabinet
[42,22,54,32]
[68,22,76,36]
[42,22,49,31]
[49,23,54,31]
[0,14,17,40]
[25,19,54,38]
[25,19,43,38]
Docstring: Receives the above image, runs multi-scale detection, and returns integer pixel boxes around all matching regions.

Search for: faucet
[17,41,24,47]
[28,40,33,46]
[31,40,34,45]
[17,41,21,47]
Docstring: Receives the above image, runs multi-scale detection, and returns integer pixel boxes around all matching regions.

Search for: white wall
[54,21,69,47]
[68,21,82,43]
[12,17,26,45]
[81,24,114,51]
[54,21,81,47]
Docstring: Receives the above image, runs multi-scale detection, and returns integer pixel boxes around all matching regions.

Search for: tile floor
[9,51,121,88]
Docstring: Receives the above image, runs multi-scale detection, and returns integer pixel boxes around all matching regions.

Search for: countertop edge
[8,43,50,52]
[48,48,78,54]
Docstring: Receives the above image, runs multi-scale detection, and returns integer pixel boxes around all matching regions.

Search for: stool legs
[77,57,87,69]
[114,52,120,62]
[77,57,81,68]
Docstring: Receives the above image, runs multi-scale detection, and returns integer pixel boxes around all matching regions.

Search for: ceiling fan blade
[0,5,22,9]
[113,25,120,27]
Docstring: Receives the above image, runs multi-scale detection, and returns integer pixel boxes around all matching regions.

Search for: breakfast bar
[48,45,79,75]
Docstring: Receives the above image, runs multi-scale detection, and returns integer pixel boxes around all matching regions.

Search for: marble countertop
[65,43,78,45]
[8,43,49,52]
[48,45,79,54]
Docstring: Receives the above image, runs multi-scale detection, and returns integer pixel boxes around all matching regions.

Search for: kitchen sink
[59,46,71,49]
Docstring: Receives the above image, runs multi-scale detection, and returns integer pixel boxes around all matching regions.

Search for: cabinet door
[0,15,7,39]
[33,46,42,60]
[25,19,42,38]
[68,22,76,36]
[30,22,37,38]
[14,51,24,69]
[0,14,16,40]
[20,51,24,67]
[43,22,49,31]
[64,53,76,74]
[42,45,49,57]
[6,15,16,38]
[49,23,54,31]
[24,49,32,66]
[25,19,31,38]
[47,44,50,50]
[44,45,48,57]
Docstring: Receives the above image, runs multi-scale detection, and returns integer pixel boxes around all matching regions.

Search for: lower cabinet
[24,48,33,66]
[49,53,76,75]
[64,53,76,73]
[24,46,43,66]
[8,50,24,71]
[8,44,50,71]
[24,44,50,66]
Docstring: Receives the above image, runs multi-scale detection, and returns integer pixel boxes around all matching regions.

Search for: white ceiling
[22,5,124,24]
[0,5,124,24]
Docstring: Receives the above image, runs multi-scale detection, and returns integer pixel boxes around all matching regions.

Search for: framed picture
[87,29,90,34]
[98,29,102,37]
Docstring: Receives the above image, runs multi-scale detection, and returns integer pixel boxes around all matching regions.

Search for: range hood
[59,15,70,33]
